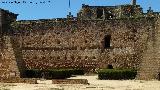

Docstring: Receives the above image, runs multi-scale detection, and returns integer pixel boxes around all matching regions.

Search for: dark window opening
[107,64,113,69]
[104,35,111,48]
[97,8,103,19]
[106,12,113,20]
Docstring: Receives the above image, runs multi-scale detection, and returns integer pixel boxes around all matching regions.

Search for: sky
[0,0,160,20]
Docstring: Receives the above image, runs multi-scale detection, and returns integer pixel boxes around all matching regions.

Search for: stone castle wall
[137,17,160,80]
[0,1,160,79]
[0,36,20,78]
[10,18,156,72]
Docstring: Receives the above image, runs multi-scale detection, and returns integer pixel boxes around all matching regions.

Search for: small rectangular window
[97,8,103,19]
[104,35,111,48]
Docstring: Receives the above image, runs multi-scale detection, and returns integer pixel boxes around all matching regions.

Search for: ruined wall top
[0,1,159,26]
[77,4,158,20]
[0,8,18,22]
[0,8,18,35]
[131,0,136,5]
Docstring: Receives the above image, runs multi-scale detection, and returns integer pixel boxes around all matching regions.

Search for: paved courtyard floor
[0,75,160,90]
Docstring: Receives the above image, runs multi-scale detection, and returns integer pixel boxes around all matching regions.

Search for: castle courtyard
[0,75,160,90]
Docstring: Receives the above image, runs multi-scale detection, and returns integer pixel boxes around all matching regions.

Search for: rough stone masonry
[0,0,160,80]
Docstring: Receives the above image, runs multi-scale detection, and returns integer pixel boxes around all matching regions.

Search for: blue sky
[0,0,160,20]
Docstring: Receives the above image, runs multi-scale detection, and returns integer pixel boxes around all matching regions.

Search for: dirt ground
[0,75,160,90]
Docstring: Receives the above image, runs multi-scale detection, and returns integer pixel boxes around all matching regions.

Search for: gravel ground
[0,75,160,90]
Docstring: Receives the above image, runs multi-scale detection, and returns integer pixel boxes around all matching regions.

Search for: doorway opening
[104,35,111,48]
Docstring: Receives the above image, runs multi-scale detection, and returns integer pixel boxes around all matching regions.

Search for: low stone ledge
[0,78,37,84]
[0,78,88,84]
[52,79,88,84]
